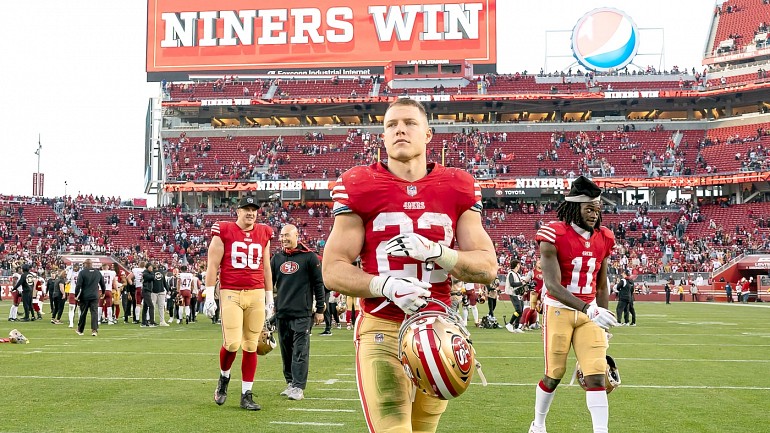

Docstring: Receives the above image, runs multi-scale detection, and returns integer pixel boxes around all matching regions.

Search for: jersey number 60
[231,242,263,270]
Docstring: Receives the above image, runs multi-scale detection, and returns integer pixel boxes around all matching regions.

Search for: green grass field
[1,301,768,433]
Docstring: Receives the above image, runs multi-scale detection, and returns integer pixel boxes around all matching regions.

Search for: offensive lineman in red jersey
[205,196,274,411]
[529,176,619,433]
[322,98,497,433]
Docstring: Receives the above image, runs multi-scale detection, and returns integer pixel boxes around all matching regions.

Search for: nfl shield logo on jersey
[406,185,418,197]
[585,241,591,248]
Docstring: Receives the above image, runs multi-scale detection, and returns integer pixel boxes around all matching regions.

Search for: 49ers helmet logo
[451,335,472,374]
[280,261,299,274]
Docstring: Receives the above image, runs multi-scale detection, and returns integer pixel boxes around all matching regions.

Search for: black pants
[22,291,34,319]
[190,296,197,322]
[509,297,523,327]
[78,299,99,333]
[322,292,333,332]
[628,301,636,324]
[277,316,312,390]
[141,291,154,325]
[616,299,630,323]
[487,298,497,317]
[326,302,340,329]
[665,292,671,304]
[51,296,65,320]
[123,291,135,321]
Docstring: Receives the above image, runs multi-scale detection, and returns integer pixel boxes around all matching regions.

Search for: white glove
[370,276,431,315]
[585,304,619,330]
[385,233,443,262]
[265,302,274,319]
[203,286,217,318]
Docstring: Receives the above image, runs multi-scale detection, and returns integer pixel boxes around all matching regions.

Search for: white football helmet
[398,299,487,400]
[576,355,621,394]
[9,329,29,344]
[257,321,276,356]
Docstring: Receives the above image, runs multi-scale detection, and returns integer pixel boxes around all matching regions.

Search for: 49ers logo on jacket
[280,261,300,275]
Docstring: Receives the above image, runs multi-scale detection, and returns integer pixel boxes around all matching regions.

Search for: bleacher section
[711,0,770,56]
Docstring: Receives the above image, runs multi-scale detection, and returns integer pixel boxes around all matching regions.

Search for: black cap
[21,264,30,272]
[238,196,259,209]
[565,176,602,203]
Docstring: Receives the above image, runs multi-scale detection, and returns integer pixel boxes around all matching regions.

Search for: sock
[219,346,237,374]
[10,305,17,319]
[461,307,468,325]
[242,381,253,394]
[69,304,76,325]
[471,306,478,324]
[586,389,609,433]
[135,305,141,320]
[185,306,191,320]
[534,380,556,427]
[107,308,113,322]
[241,350,257,383]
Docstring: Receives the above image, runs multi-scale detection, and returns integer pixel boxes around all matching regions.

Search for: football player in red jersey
[322,98,497,433]
[205,196,273,411]
[529,176,619,433]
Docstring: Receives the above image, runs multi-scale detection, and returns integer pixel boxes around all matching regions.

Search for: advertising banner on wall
[147,0,496,80]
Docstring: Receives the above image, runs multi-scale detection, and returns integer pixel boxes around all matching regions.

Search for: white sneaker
[513,328,525,334]
[529,421,547,433]
[177,319,181,324]
[287,387,304,401]
[159,322,170,327]
[505,323,515,333]
[68,324,73,328]
[280,384,294,396]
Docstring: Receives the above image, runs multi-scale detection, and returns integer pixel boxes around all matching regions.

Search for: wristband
[368,275,389,298]
[433,245,459,271]
[581,303,589,314]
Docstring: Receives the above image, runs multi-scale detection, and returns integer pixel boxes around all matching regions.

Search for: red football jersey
[332,162,482,322]
[535,221,615,307]
[211,221,273,290]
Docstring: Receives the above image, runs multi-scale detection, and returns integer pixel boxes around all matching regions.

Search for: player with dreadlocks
[527,176,619,433]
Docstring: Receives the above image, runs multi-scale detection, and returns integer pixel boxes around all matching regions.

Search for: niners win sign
[147,0,496,77]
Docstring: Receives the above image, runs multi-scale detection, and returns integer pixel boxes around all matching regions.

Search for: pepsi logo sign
[280,261,299,274]
[571,8,639,72]
[451,335,472,374]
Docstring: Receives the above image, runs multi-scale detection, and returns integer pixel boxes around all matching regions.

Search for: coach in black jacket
[270,224,325,401]
[141,265,157,327]
[74,259,106,336]
[13,264,35,321]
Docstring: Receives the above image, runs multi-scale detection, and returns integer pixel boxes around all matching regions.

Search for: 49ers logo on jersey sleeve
[451,335,473,374]
[279,261,299,275]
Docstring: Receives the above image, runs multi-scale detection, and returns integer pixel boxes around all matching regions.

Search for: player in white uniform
[67,265,80,327]
[100,264,118,324]
[131,264,146,324]
[8,268,21,321]
[177,266,194,324]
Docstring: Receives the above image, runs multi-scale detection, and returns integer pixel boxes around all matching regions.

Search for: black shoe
[214,375,230,405]
[319,330,333,336]
[240,391,261,411]
[30,317,36,321]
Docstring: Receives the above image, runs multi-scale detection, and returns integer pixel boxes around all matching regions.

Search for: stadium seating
[710,0,770,56]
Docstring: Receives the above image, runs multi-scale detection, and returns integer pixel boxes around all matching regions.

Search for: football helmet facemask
[398,299,487,400]
[257,321,277,356]
[576,355,621,394]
